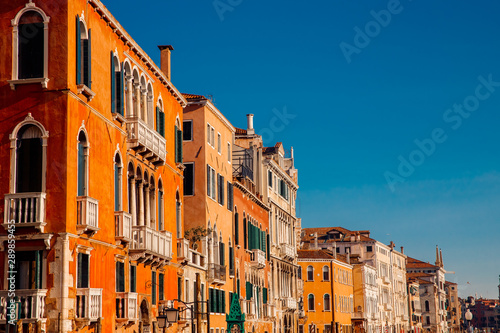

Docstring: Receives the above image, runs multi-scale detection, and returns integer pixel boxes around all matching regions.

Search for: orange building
[182,94,236,332]
[298,249,354,333]
[0,0,186,332]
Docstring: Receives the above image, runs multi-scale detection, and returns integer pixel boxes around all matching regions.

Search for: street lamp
[465,309,473,333]
[157,305,179,330]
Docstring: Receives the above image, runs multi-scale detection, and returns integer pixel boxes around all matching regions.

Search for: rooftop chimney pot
[246,114,255,135]
[158,45,174,81]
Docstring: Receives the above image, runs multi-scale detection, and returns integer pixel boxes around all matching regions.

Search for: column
[149,189,156,229]
[141,88,148,123]
[147,94,154,127]
[138,182,144,226]
[126,76,134,117]
[130,178,137,226]
[134,83,141,119]
[144,185,150,228]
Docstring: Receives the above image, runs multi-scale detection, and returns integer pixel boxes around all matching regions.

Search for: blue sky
[104,0,500,297]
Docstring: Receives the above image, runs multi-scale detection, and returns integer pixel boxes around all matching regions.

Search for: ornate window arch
[308,294,315,311]
[322,265,330,281]
[113,146,123,211]
[9,113,49,193]
[76,124,89,196]
[306,265,314,281]
[10,2,50,89]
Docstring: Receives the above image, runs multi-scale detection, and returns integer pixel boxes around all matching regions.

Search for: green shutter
[234,213,239,245]
[114,163,119,211]
[229,246,234,271]
[267,233,270,261]
[119,66,124,115]
[243,218,247,249]
[77,142,85,196]
[130,266,136,292]
[111,52,115,114]
[176,127,183,163]
[87,29,91,89]
[263,287,268,304]
[152,271,156,305]
[159,273,164,301]
[220,242,225,266]
[246,281,252,300]
[222,290,226,314]
[160,112,165,137]
[76,16,81,84]
[156,107,160,134]
[237,279,240,297]
[247,221,252,250]
[209,288,213,313]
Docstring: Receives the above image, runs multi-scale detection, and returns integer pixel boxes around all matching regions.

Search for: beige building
[407,277,423,333]
[352,260,379,333]
[445,281,460,333]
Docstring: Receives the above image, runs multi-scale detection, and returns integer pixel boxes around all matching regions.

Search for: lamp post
[465,309,473,333]
[157,299,210,333]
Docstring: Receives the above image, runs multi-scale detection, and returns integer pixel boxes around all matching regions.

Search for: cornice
[233,180,270,211]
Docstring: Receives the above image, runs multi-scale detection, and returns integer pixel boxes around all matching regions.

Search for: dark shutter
[243,218,247,249]
[114,163,120,211]
[156,107,160,133]
[267,233,270,261]
[246,282,253,300]
[160,112,165,137]
[237,279,240,297]
[178,277,182,301]
[77,142,85,196]
[152,271,156,305]
[18,19,44,79]
[78,253,89,288]
[234,213,239,245]
[229,246,234,271]
[116,262,124,292]
[268,170,272,187]
[159,273,164,301]
[76,16,81,84]
[222,290,226,314]
[183,121,192,141]
[176,127,183,163]
[86,29,91,88]
[220,176,225,205]
[130,265,136,292]
[220,242,225,266]
[183,163,194,196]
[119,66,124,115]
[263,287,268,304]
[209,288,214,313]
[207,165,210,197]
[35,250,42,289]
[111,52,115,114]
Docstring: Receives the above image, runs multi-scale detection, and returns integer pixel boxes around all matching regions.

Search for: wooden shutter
[159,273,164,301]
[263,287,268,304]
[86,29,91,88]
[220,242,225,266]
[35,250,42,289]
[77,142,85,196]
[229,246,234,271]
[176,127,183,163]
[130,265,136,292]
[209,288,214,313]
[119,66,124,115]
[222,290,226,314]
[175,125,178,161]
[152,271,156,305]
[221,176,225,205]
[237,279,240,297]
[234,213,239,245]
[114,164,119,211]
[267,233,270,261]
[110,52,116,114]
[246,281,252,300]
[206,165,210,197]
[76,16,81,84]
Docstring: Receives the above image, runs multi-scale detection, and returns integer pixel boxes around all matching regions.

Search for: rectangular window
[178,277,182,301]
[268,170,272,187]
[175,125,183,163]
[130,265,136,292]
[218,133,221,154]
[152,271,157,305]
[183,120,193,141]
[207,165,216,200]
[211,128,215,147]
[159,273,164,301]
[366,246,373,252]
[15,251,43,290]
[217,174,225,205]
[227,182,233,211]
[227,142,231,162]
[207,124,211,145]
[116,261,125,292]
[184,163,194,196]
[77,253,89,288]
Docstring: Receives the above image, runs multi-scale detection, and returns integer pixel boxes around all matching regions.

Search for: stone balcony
[130,225,173,265]
[263,304,275,319]
[116,292,138,322]
[76,196,99,236]
[352,311,366,320]
[76,288,102,326]
[208,263,226,285]
[382,276,391,285]
[282,297,297,310]
[251,249,266,269]
[176,238,191,264]
[280,243,295,260]
[0,289,47,323]
[3,192,46,232]
[115,211,132,244]
[126,116,166,166]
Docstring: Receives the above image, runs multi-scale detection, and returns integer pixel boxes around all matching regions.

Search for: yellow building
[298,249,353,333]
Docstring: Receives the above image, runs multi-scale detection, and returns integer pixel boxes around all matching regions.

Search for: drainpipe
[331,260,335,333]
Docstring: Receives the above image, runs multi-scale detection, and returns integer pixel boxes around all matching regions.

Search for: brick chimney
[158,45,174,81]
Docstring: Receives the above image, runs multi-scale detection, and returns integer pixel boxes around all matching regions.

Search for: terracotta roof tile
[235,127,247,135]
[297,249,335,260]
[182,93,206,100]
[406,256,438,269]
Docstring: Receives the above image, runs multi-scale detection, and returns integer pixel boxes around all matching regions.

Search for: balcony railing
[208,263,226,284]
[251,249,266,269]
[116,292,138,321]
[282,297,297,310]
[3,192,46,231]
[263,304,275,319]
[76,288,102,321]
[177,238,191,263]
[115,211,132,243]
[352,311,366,319]
[76,196,99,235]
[126,117,166,165]
[243,300,255,317]
[0,289,47,321]
[131,225,173,261]
[384,303,393,311]
[280,243,295,260]
[382,276,391,285]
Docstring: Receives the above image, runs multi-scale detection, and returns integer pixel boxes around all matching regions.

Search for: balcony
[126,117,166,166]
[298,279,304,291]
[251,249,266,269]
[115,211,132,244]
[76,196,99,236]
[282,297,297,310]
[382,276,391,285]
[280,243,295,260]
[177,238,191,264]
[208,263,226,285]
[263,304,275,319]
[131,225,173,265]
[352,311,366,320]
[116,292,138,322]
[0,289,47,322]
[3,192,46,232]
[243,300,255,318]
[76,288,102,324]
[384,303,393,311]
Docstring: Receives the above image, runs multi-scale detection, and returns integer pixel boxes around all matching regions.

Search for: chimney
[246,114,255,135]
[346,248,350,264]
[158,45,174,81]
[333,242,337,259]
[291,147,294,159]
[314,232,318,249]
[400,246,404,254]
[435,245,440,266]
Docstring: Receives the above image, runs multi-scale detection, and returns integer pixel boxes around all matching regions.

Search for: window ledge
[77,84,96,101]
[176,163,186,171]
[8,77,49,90]
[112,112,126,124]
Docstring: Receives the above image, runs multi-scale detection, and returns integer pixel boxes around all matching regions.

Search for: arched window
[234,209,239,245]
[156,99,165,137]
[323,265,330,281]
[307,266,314,281]
[76,15,91,88]
[77,130,89,196]
[157,179,164,230]
[16,125,43,193]
[243,214,247,249]
[298,266,302,279]
[114,152,122,211]
[324,294,331,311]
[425,300,430,312]
[11,4,50,87]
[110,53,123,115]
[149,176,156,229]
[308,294,315,311]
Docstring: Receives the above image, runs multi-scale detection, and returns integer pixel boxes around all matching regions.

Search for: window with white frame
[217,133,221,154]
[227,142,231,163]
[207,165,216,200]
[76,15,92,89]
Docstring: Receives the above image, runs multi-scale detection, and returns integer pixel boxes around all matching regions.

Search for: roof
[235,127,247,135]
[406,256,438,269]
[297,249,334,260]
[301,226,375,243]
[182,93,206,100]
[407,272,434,279]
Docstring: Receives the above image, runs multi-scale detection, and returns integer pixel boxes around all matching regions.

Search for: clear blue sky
[104,0,500,298]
